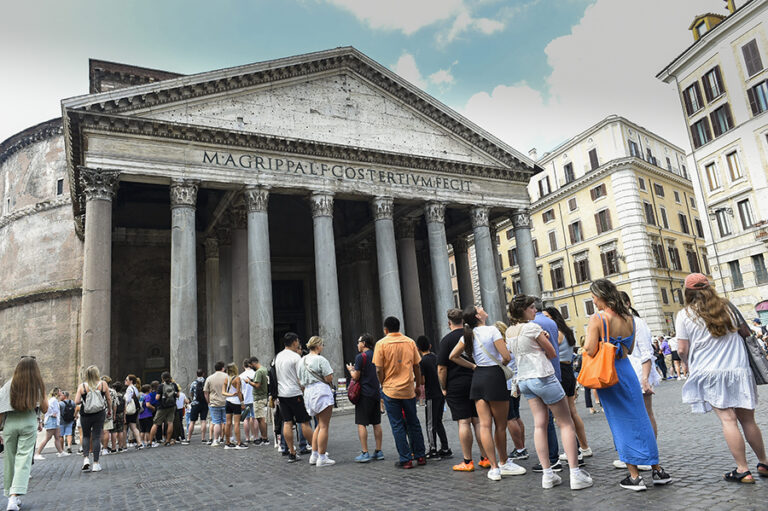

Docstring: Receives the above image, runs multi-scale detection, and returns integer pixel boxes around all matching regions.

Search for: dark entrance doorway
[272,279,308,355]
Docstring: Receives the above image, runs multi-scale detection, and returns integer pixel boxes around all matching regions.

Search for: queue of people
[1,272,767,510]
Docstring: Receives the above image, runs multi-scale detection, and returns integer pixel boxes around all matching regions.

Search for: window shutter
[694,83,704,108]
[724,104,733,130]
[690,124,700,148]
[589,149,599,170]
[594,213,601,234]
[714,66,724,94]
[683,89,693,116]
[538,179,544,198]
[600,253,608,276]
[605,211,612,230]
[743,40,763,76]
[710,112,721,137]
[703,76,713,102]
[747,87,759,116]
[703,117,712,141]
[590,187,596,200]
[568,223,575,244]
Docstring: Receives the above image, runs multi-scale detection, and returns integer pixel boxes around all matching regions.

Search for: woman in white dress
[676,273,768,483]
[298,336,336,467]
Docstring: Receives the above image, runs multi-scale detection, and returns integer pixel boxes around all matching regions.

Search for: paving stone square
[3,380,767,510]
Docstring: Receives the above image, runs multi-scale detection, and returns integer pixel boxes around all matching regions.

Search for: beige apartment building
[498,116,711,337]
[657,0,768,321]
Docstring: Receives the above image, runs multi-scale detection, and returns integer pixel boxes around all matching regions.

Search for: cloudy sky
[0,0,727,155]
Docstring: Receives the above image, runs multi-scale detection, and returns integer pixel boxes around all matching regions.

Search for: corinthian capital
[371,196,394,220]
[470,206,489,228]
[79,167,119,202]
[244,186,270,213]
[310,192,334,218]
[424,201,445,224]
[511,209,532,229]
[170,180,198,208]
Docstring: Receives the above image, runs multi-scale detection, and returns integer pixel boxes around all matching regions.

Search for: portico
[64,48,540,390]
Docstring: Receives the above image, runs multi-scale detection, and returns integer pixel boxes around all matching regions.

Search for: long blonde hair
[684,286,735,338]
[84,365,101,390]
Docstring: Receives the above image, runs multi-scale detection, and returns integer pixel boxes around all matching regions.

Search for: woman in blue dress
[584,279,672,491]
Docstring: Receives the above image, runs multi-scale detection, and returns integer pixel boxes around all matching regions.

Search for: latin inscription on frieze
[202,151,472,192]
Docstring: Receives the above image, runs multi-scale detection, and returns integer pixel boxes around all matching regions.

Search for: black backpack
[192,379,206,406]
[160,382,177,408]
[61,399,76,423]
[114,392,125,414]
[268,360,278,399]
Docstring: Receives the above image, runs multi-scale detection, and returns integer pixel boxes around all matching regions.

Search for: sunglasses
[21,355,36,360]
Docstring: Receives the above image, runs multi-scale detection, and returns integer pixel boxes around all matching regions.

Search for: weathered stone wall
[0,132,84,389]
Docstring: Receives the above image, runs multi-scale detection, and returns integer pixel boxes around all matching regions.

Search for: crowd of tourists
[1,273,767,510]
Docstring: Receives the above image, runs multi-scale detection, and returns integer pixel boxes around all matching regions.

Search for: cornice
[0,118,63,165]
[0,281,81,312]
[531,157,693,212]
[0,196,72,231]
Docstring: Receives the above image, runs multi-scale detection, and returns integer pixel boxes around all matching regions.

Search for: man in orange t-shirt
[373,316,426,468]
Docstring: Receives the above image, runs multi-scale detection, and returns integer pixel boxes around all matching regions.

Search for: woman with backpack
[675,273,768,483]
[0,356,47,511]
[222,363,246,449]
[74,365,111,473]
[34,387,69,460]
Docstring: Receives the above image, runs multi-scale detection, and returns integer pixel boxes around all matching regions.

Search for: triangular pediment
[63,47,535,171]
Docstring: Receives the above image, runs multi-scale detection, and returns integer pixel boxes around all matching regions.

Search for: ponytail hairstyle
[462,305,479,358]
[589,279,632,319]
[618,291,640,317]
[544,306,576,346]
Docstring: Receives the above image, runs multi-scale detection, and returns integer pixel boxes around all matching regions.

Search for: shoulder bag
[303,357,336,391]
[478,335,515,380]
[727,302,768,385]
[577,312,619,389]
[82,382,107,414]
[347,352,366,405]
[125,386,137,415]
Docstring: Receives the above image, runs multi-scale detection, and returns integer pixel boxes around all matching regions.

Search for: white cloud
[391,52,428,89]
[436,9,505,45]
[429,68,455,86]
[326,0,464,35]
[461,0,726,154]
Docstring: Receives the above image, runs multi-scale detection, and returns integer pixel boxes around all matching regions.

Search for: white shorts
[303,382,334,417]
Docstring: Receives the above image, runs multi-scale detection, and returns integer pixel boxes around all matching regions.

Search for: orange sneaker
[478,457,491,469]
[452,460,475,472]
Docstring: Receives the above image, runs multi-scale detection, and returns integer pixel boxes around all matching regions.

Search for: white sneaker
[638,465,652,471]
[150,442,159,448]
[309,452,318,465]
[211,440,220,447]
[613,460,627,469]
[487,468,502,481]
[57,452,71,457]
[316,457,336,467]
[559,452,583,463]
[500,459,527,476]
[6,495,20,511]
[81,457,91,471]
[91,462,103,472]
[101,448,109,456]
[33,454,45,461]
[542,472,563,489]
[570,470,594,490]
[579,447,593,457]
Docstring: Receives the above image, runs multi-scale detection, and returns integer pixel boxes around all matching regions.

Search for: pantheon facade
[0,47,541,390]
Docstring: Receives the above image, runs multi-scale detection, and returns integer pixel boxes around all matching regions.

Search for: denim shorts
[44,416,58,430]
[240,403,254,420]
[518,374,566,405]
[209,406,226,425]
[60,421,74,436]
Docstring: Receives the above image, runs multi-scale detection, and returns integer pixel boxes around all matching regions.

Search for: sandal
[757,463,768,477]
[723,469,755,483]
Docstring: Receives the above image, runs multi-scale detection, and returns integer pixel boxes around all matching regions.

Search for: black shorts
[125,413,138,424]
[445,383,478,421]
[278,395,310,424]
[190,403,208,421]
[139,417,153,433]
[671,351,681,361]
[469,366,509,402]
[225,401,242,415]
[355,394,382,426]
[560,363,576,397]
[507,394,520,420]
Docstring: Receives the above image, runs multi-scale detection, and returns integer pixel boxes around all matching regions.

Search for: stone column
[245,186,274,365]
[231,205,249,365]
[355,239,378,336]
[471,206,503,324]
[310,192,344,378]
[216,224,233,364]
[490,224,508,318]
[372,196,405,329]
[396,217,425,338]
[79,167,119,375]
[512,209,541,297]
[425,202,454,339]
[204,238,220,372]
[453,236,474,309]
[170,180,199,391]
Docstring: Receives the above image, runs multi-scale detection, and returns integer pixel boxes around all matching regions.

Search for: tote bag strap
[597,312,610,343]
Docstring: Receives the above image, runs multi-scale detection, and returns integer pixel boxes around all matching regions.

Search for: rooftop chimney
[528,147,538,160]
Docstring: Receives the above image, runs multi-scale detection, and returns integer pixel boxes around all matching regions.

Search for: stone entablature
[0,118,62,165]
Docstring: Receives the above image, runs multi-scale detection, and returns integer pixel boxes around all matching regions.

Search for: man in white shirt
[239,358,257,443]
[275,332,314,463]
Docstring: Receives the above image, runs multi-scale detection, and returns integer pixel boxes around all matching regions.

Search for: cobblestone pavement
[3,380,767,510]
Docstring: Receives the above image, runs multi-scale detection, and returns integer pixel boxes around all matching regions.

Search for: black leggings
[81,410,106,461]
[425,396,448,452]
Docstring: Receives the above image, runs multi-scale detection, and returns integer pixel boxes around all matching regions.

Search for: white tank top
[225,378,240,405]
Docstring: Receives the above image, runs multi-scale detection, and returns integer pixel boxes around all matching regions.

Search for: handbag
[83,382,107,414]
[478,336,515,380]
[727,302,768,385]
[125,387,137,416]
[347,352,366,405]
[577,312,619,389]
